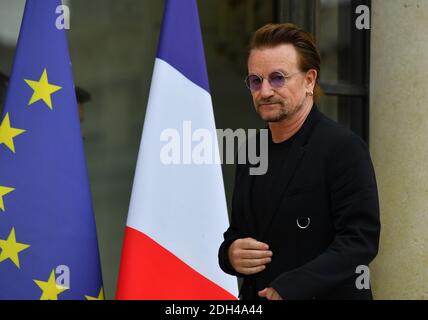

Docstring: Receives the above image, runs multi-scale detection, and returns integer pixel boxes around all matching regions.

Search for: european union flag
[0,0,103,300]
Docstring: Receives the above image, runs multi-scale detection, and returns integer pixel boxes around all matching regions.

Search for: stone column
[370,0,428,299]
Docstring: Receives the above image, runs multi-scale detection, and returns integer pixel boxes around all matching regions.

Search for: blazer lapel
[260,105,322,240]
[235,105,322,240]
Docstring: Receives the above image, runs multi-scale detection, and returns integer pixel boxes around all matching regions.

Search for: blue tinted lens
[268,72,286,88]
[246,75,262,90]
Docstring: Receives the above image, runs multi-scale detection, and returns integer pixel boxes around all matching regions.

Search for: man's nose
[259,79,274,98]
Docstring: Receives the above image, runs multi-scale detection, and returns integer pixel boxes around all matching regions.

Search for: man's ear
[305,69,318,91]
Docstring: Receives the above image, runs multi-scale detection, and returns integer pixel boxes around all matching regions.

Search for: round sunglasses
[244,71,303,91]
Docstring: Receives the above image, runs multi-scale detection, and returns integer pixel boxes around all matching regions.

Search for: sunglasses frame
[244,70,304,91]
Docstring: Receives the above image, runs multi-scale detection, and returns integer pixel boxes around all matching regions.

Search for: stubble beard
[256,100,302,123]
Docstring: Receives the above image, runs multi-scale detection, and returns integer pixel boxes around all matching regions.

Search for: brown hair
[249,23,323,103]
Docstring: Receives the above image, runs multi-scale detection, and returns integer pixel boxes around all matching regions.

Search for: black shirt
[251,131,296,237]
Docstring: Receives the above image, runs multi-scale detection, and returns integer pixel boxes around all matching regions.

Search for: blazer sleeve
[270,133,381,299]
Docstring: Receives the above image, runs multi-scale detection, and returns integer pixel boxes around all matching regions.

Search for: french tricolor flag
[116,0,238,300]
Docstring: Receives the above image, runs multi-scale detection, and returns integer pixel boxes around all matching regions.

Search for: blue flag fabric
[0,0,103,300]
[157,0,210,93]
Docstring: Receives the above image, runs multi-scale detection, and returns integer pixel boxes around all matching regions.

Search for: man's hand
[258,288,283,300]
[228,238,272,275]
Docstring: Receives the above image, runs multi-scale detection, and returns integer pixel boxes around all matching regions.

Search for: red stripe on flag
[116,226,237,300]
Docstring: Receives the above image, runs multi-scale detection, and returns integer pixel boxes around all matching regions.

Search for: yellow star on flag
[0,186,15,212]
[25,69,62,110]
[0,227,30,268]
[34,269,68,300]
[0,113,26,153]
[85,287,105,300]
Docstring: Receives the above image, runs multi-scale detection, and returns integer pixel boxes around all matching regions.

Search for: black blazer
[218,106,381,300]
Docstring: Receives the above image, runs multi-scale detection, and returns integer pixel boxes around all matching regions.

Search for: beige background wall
[370,0,428,299]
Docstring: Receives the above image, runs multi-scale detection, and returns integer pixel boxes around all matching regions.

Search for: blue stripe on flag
[157,0,210,93]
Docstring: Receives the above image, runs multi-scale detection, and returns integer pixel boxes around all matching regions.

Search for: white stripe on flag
[127,58,238,297]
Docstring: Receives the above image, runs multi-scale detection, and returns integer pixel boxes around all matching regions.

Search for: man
[218,23,380,300]
[0,71,91,125]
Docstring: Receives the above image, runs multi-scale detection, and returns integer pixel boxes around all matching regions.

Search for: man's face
[247,44,313,123]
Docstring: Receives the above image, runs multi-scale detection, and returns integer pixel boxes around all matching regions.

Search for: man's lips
[258,103,280,108]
